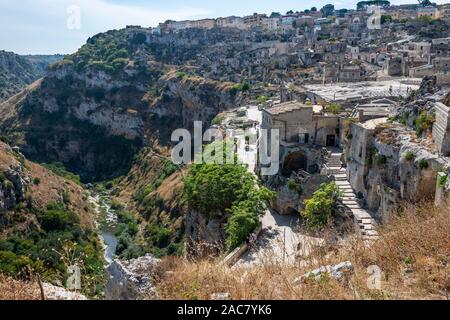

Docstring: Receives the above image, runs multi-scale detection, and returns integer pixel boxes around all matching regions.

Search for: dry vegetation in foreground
[155,202,449,300]
[0,274,41,300]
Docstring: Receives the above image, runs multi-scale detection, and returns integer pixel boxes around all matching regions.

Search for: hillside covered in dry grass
[154,202,449,300]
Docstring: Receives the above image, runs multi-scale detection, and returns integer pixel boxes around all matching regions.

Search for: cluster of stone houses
[148,3,450,86]
[384,37,450,85]
[259,76,450,220]
[152,3,450,35]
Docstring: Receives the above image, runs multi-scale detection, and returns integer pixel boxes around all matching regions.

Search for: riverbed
[90,193,118,264]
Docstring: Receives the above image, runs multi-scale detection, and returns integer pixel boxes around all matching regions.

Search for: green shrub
[62,191,71,204]
[302,182,342,229]
[41,162,81,185]
[419,159,429,170]
[111,58,129,70]
[404,151,416,162]
[4,180,14,190]
[240,82,250,91]
[414,110,435,136]
[184,162,275,250]
[229,82,251,95]
[376,155,387,167]
[39,209,77,232]
[326,103,343,114]
[0,251,33,276]
[146,223,173,248]
[287,179,303,195]
[438,174,448,188]
[225,208,259,250]
[183,164,256,216]
[211,115,224,126]
[176,71,186,79]
[33,177,41,185]
[257,96,268,104]
[110,199,125,211]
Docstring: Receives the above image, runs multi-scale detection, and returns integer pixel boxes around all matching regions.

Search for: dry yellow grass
[155,202,449,300]
[0,274,41,300]
[1,202,448,300]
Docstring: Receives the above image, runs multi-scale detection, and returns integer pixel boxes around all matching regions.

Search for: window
[299,133,309,144]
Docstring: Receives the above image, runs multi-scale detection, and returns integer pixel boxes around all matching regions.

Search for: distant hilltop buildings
[151,2,450,34]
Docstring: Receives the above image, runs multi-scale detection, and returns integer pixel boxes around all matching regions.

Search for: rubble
[294,261,354,285]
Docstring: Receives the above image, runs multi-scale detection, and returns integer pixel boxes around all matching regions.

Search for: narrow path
[233,106,323,266]
[326,152,379,241]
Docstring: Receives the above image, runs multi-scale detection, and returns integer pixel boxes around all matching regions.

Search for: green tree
[183,163,275,250]
[303,182,342,229]
[326,103,343,114]
[321,4,335,17]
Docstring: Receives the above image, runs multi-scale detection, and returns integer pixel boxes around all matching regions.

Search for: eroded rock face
[184,210,227,257]
[42,283,88,301]
[443,92,450,107]
[273,173,331,215]
[0,51,62,102]
[346,122,448,221]
[105,255,160,300]
[0,152,30,214]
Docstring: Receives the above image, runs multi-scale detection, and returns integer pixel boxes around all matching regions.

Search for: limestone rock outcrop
[105,255,160,300]
[42,283,88,300]
[185,210,227,257]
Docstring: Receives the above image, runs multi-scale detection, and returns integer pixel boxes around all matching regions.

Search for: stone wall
[345,120,446,221]
[433,102,450,156]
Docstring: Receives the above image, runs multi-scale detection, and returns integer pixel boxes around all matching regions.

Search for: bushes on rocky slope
[302,182,342,229]
[155,202,450,300]
[0,200,105,298]
[183,163,275,250]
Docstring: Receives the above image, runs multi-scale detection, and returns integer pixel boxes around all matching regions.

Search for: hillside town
[0,1,449,302]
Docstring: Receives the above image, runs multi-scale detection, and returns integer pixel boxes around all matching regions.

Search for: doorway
[326,135,336,147]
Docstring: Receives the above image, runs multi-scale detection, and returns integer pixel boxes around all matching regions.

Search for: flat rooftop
[304,79,421,103]
[264,101,311,115]
[358,117,388,130]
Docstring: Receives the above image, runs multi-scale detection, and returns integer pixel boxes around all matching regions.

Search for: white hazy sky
[0,0,448,55]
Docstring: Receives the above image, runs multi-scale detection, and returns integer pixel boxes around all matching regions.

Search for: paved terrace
[304,79,420,103]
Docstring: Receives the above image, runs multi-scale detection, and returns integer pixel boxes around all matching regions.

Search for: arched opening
[282,151,307,176]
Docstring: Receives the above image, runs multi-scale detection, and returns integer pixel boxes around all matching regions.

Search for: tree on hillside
[418,0,432,7]
[311,7,318,12]
[303,182,342,229]
[320,4,335,17]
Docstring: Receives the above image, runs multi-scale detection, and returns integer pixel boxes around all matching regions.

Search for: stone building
[417,6,440,19]
[216,16,246,29]
[431,37,450,57]
[244,13,267,28]
[189,19,216,29]
[261,101,341,175]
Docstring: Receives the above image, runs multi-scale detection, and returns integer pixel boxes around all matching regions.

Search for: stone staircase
[326,152,379,241]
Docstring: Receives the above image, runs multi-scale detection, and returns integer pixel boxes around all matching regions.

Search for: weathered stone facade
[432,102,450,156]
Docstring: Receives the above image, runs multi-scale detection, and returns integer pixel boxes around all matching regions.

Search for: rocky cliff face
[0,147,30,215]
[0,28,243,182]
[0,51,62,102]
[346,121,449,221]
[0,140,96,231]
[105,255,159,300]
